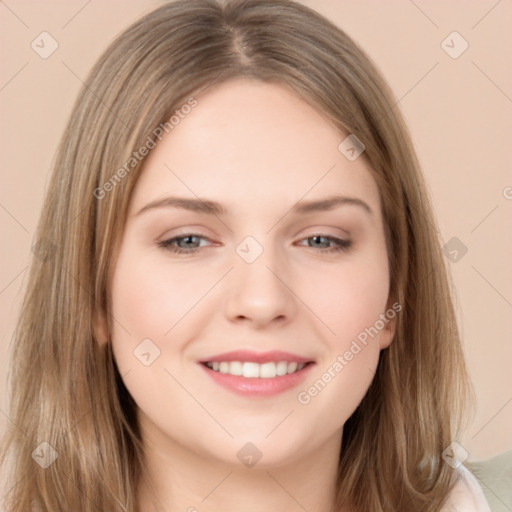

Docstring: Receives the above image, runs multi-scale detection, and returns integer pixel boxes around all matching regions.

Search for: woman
[0,0,490,510]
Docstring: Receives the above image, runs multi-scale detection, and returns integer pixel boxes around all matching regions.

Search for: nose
[224,244,297,328]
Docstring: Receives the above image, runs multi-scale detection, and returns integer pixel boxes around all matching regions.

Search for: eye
[296,234,352,253]
[158,234,212,254]
[158,233,352,256]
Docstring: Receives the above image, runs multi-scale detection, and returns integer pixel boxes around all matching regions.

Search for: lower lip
[198,363,315,398]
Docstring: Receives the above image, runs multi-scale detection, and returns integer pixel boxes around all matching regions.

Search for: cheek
[110,247,207,344]
[108,246,210,428]
[307,253,390,348]
[294,247,390,427]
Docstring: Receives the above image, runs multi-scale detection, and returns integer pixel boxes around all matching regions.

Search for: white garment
[442,463,491,511]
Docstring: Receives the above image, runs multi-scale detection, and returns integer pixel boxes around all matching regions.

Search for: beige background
[1,0,511,461]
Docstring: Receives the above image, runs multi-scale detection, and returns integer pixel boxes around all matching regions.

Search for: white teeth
[260,362,277,378]
[229,361,243,376]
[287,362,298,374]
[242,362,260,378]
[205,360,308,378]
[276,361,288,376]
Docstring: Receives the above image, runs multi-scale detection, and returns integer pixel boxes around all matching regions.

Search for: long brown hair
[0,0,472,510]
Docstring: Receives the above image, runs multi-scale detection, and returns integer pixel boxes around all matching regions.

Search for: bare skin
[95,77,395,512]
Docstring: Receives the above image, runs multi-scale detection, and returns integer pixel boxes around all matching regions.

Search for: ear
[378,296,400,350]
[92,306,109,346]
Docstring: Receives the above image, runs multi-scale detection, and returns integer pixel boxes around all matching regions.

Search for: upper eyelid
[160,224,352,240]
[161,230,350,238]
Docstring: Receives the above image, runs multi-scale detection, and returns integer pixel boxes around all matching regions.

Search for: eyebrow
[135,194,372,217]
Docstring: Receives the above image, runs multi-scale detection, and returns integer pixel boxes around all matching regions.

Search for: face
[97,78,396,468]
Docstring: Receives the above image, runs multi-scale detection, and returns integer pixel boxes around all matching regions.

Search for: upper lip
[198,350,314,364]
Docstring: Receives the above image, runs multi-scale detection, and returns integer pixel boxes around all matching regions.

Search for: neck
[137,421,343,512]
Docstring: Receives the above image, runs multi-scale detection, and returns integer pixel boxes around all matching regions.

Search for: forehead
[128,77,381,217]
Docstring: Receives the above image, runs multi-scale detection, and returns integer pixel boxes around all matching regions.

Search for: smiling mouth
[201,360,313,378]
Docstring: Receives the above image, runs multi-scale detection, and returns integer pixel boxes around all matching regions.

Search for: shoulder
[441,464,491,511]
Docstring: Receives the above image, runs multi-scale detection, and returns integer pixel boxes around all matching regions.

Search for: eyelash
[158,233,352,255]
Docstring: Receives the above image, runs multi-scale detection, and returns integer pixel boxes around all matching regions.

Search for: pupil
[182,236,196,247]
[313,235,325,247]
